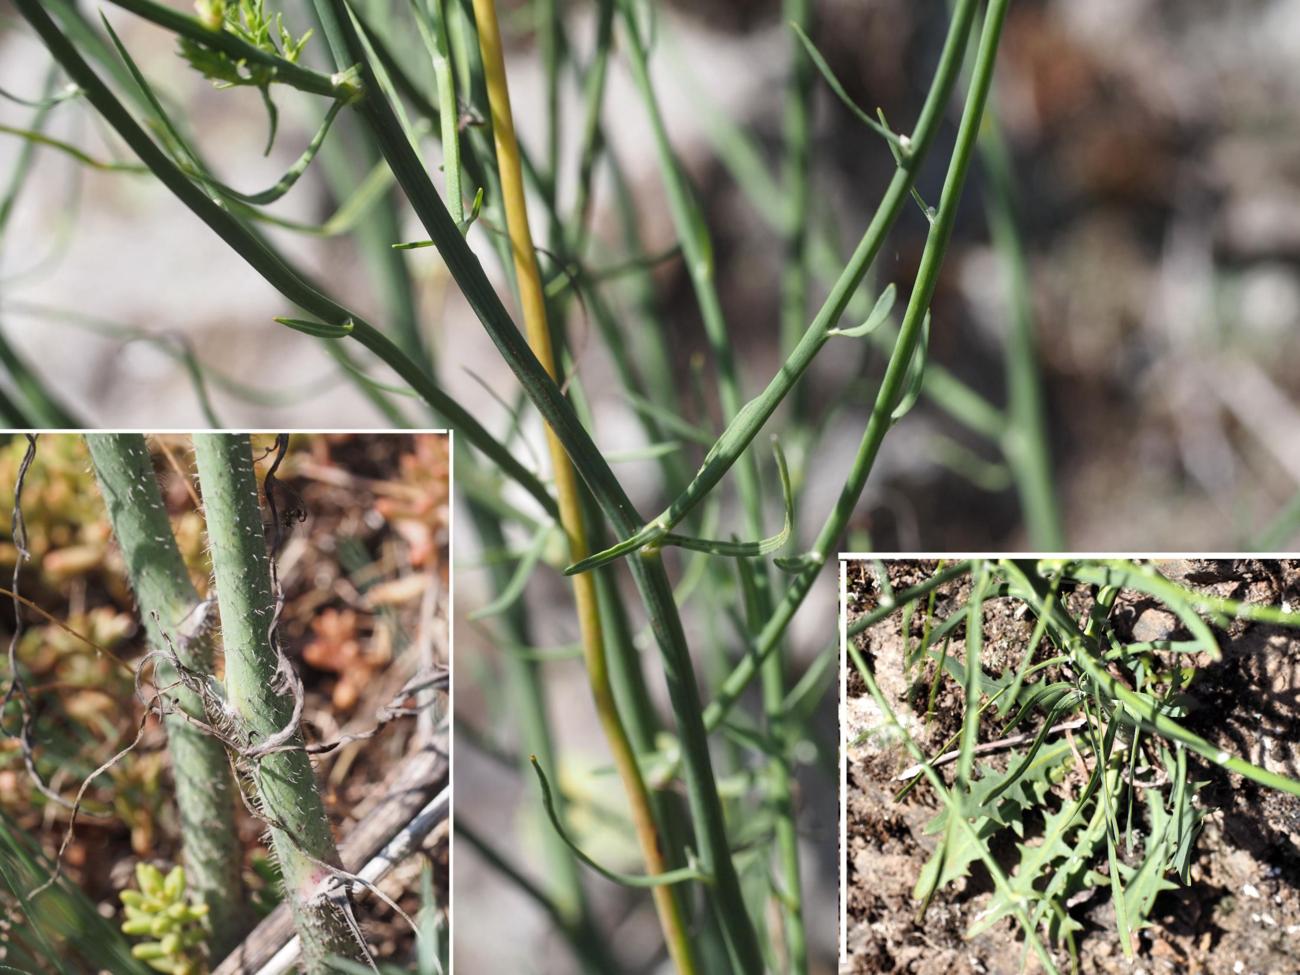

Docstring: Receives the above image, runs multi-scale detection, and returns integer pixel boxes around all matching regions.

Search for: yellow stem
[471,4,698,973]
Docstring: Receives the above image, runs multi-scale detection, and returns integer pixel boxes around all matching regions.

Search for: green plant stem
[780,0,814,424]
[103,0,347,98]
[471,0,696,964]
[462,486,618,973]
[607,148,682,421]
[300,3,762,965]
[416,0,464,223]
[567,375,690,856]
[569,0,615,253]
[633,546,764,971]
[979,105,1063,548]
[615,0,776,574]
[619,15,798,965]
[13,0,552,515]
[571,0,984,572]
[537,0,562,215]
[615,0,743,438]
[192,434,371,972]
[759,2,814,968]
[304,0,635,528]
[691,92,1008,444]
[315,116,427,367]
[696,0,998,733]
[85,434,247,961]
[698,0,1006,729]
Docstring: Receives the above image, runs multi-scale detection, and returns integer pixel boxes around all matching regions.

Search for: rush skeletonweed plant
[2,434,448,974]
[845,558,1300,975]
[7,0,1037,970]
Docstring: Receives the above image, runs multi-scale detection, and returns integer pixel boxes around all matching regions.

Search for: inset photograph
[842,558,1300,975]
[0,432,449,974]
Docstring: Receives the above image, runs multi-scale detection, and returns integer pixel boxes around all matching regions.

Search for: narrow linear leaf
[605,440,682,464]
[394,188,484,247]
[891,310,931,421]
[274,316,355,338]
[212,98,345,205]
[564,521,665,576]
[529,758,710,889]
[791,23,903,153]
[102,12,343,207]
[467,524,555,621]
[660,438,794,558]
[0,123,146,172]
[0,81,81,108]
[828,283,896,338]
[253,154,397,237]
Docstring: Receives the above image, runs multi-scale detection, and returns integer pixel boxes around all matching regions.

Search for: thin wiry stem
[569,0,986,573]
[701,0,990,733]
[762,3,814,967]
[470,1,697,968]
[12,0,554,517]
[305,2,763,966]
[979,106,1064,548]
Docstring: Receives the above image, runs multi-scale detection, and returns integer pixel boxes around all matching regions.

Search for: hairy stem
[85,433,247,960]
[192,433,372,973]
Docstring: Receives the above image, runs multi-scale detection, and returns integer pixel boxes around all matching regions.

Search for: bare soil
[842,559,1300,975]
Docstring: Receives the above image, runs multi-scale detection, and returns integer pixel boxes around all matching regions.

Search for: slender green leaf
[828,284,896,338]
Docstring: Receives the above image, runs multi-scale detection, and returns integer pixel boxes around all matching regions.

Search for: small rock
[1132,607,1179,642]
[1242,882,1261,898]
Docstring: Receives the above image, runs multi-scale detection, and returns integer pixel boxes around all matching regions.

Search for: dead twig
[894,718,1090,781]
[212,742,449,975]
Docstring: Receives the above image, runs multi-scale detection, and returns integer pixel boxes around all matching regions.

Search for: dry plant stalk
[470,1,698,970]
